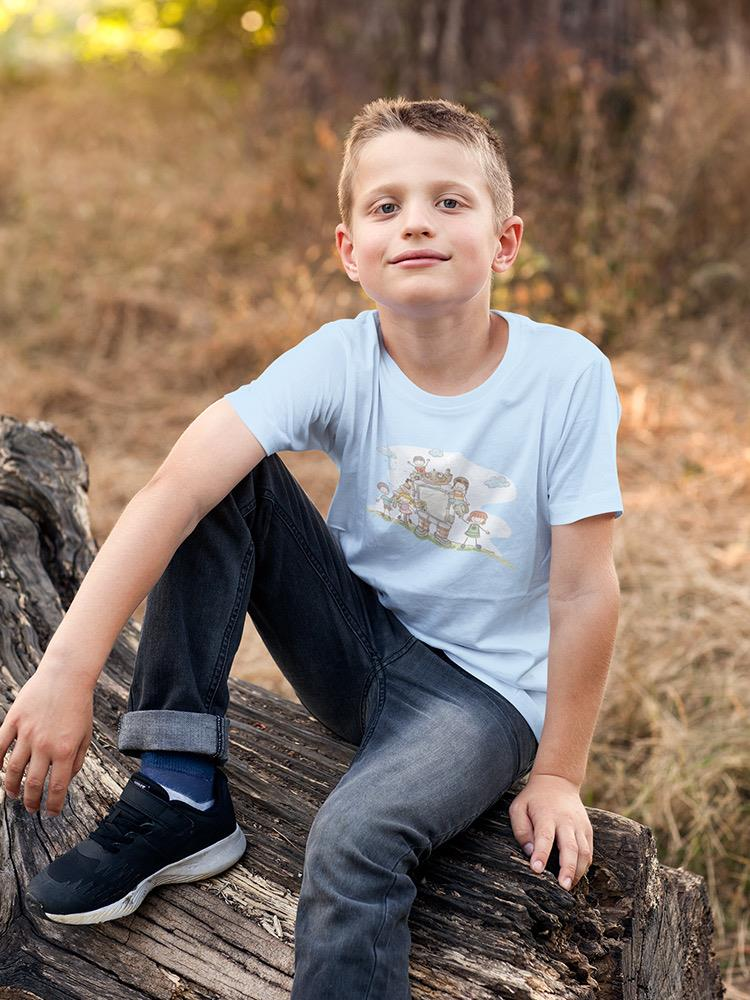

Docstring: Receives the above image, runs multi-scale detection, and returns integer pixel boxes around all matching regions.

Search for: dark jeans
[117,453,538,1000]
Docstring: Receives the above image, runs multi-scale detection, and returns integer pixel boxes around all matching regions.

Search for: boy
[0,97,623,998]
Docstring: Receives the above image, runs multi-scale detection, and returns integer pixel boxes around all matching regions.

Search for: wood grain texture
[0,416,725,999]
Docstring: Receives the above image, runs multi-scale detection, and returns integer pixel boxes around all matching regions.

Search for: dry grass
[1,48,748,992]
[592,336,749,992]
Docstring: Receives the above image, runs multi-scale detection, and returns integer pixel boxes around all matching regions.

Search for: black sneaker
[24,766,246,924]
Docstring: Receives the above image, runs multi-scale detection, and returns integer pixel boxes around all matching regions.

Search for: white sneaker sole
[36,823,247,925]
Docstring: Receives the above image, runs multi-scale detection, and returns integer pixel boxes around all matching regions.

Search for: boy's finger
[23,754,52,814]
[2,738,31,799]
[586,826,594,856]
[555,826,579,890]
[574,829,592,886]
[71,739,88,777]
[44,758,74,817]
[509,800,534,853]
[0,720,18,774]
[530,824,555,874]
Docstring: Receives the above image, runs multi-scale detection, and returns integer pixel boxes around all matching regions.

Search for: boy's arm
[531,511,620,785]
[0,399,268,815]
[40,398,268,689]
[509,512,620,891]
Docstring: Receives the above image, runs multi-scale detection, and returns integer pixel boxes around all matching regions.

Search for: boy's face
[336,129,521,318]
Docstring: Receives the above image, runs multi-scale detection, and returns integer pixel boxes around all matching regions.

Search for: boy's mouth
[390,250,450,263]
[392,257,446,267]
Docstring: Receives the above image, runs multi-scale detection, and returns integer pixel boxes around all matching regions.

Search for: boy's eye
[374,198,462,215]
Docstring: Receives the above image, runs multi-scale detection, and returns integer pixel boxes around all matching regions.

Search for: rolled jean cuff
[117,710,231,765]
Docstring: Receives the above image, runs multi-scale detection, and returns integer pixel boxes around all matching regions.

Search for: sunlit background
[0,0,283,66]
[1,1,749,993]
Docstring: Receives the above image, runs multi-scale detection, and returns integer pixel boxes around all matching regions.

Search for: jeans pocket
[354,665,386,753]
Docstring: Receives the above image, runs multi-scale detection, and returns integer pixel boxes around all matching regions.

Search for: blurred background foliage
[2,0,747,350]
[1,0,749,993]
[0,0,284,67]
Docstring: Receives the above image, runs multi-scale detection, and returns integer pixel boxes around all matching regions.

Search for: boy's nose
[399,212,436,237]
[401,225,435,238]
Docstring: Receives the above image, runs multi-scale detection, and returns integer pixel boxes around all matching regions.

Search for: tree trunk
[0,416,725,999]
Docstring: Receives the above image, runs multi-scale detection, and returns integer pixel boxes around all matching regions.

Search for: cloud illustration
[485,474,512,489]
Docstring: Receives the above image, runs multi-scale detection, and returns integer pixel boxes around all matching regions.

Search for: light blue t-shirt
[224,308,624,743]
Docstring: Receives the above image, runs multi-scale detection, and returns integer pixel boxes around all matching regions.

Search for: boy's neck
[376,306,509,397]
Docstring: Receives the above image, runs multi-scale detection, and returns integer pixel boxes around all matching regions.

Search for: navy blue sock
[140,751,216,809]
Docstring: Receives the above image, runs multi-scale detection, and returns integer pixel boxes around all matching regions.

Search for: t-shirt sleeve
[222,323,347,457]
[546,355,624,525]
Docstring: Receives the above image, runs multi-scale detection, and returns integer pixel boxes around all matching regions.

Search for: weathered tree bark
[0,416,725,999]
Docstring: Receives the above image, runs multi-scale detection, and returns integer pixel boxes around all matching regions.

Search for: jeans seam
[354,637,416,750]
[239,492,382,665]
[362,842,415,1000]
[204,537,255,715]
[358,667,379,737]
[348,665,388,766]
[216,714,224,760]
[380,634,418,668]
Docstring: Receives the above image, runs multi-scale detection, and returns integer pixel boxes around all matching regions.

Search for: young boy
[1,96,623,998]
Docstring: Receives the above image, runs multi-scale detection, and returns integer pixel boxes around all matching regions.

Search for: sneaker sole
[28,822,247,925]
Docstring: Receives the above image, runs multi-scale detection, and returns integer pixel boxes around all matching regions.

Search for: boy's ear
[335,223,359,282]
[490,215,524,276]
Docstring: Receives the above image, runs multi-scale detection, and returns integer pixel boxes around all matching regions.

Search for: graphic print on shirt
[369,445,517,569]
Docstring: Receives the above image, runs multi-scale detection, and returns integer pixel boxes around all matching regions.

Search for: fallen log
[0,415,725,999]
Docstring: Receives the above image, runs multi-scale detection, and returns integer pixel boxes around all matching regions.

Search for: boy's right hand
[0,664,94,817]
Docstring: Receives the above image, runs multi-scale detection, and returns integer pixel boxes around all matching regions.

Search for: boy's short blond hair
[337,96,514,236]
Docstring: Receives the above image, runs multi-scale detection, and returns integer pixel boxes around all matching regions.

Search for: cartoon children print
[459,511,490,549]
[407,455,430,477]
[395,488,417,523]
[369,445,517,568]
[447,477,470,519]
[375,481,397,517]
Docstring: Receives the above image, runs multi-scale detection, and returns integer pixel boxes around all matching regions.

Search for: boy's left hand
[508,773,593,891]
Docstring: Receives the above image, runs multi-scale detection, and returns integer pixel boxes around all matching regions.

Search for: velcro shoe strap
[156,807,194,837]
[121,782,193,836]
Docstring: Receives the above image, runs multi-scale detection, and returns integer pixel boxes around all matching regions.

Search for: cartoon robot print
[369,445,517,568]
